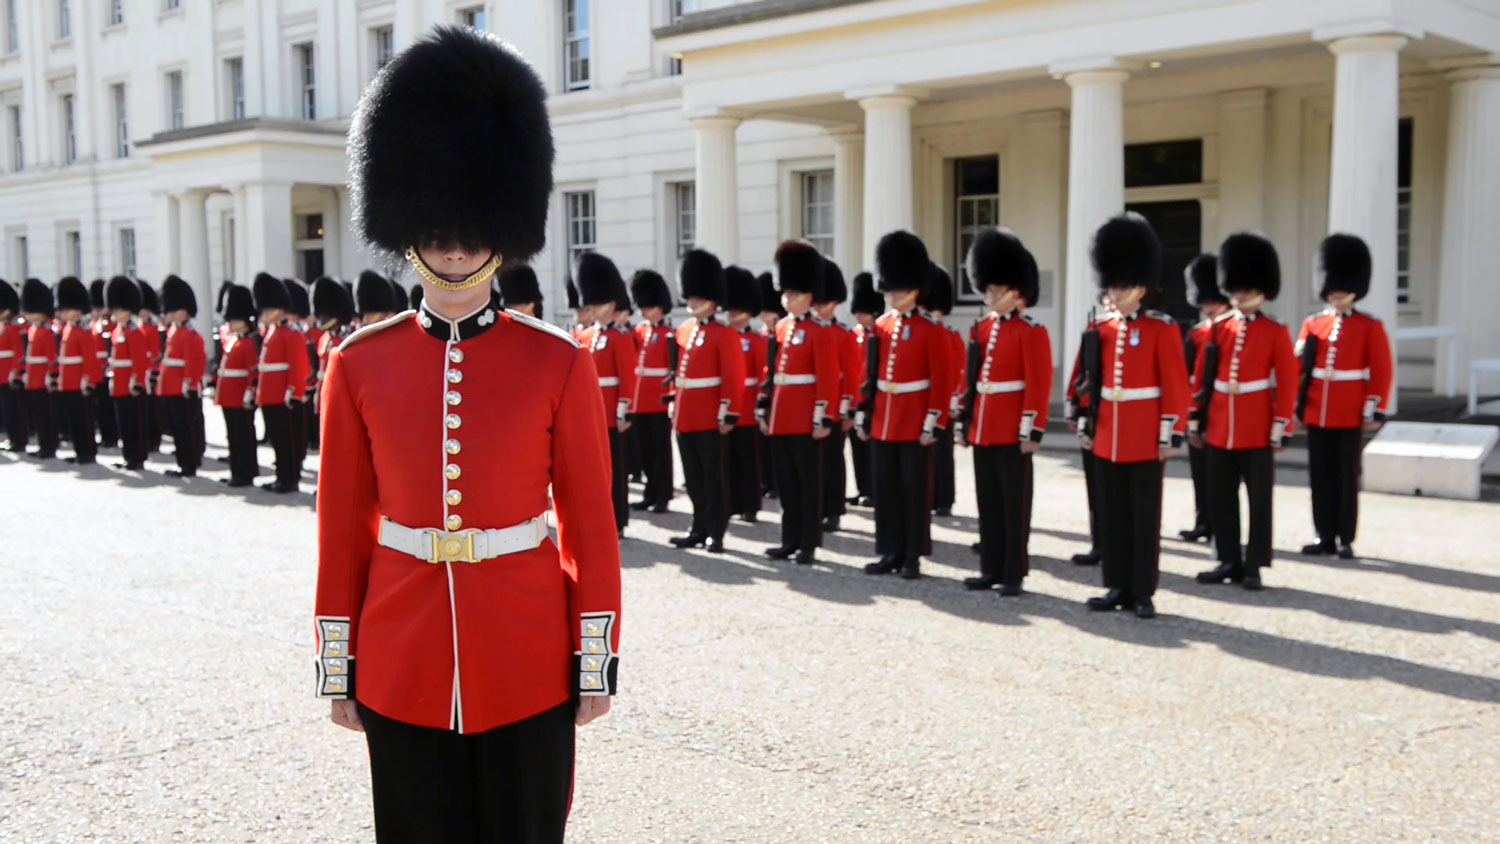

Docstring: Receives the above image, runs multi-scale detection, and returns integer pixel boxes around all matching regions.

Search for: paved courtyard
[2,421,1498,843]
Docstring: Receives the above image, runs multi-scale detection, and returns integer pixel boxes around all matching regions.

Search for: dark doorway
[1125,199,1201,326]
[300,249,324,281]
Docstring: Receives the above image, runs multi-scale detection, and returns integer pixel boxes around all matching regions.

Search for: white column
[186,0,217,125]
[153,192,181,279]
[1016,110,1066,367]
[1058,66,1129,382]
[1326,34,1406,407]
[1436,66,1500,407]
[243,182,295,278]
[336,187,366,278]
[178,190,213,338]
[316,0,340,121]
[320,187,343,279]
[691,114,741,264]
[1216,88,1268,239]
[857,94,917,270]
[230,185,249,283]
[829,128,864,276]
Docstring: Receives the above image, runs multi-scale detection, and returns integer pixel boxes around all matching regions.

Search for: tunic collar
[418,301,497,342]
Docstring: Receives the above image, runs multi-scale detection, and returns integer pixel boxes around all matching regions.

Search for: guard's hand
[841,418,855,433]
[618,419,632,432]
[1079,434,1093,450]
[1188,433,1204,449]
[1158,446,1177,461]
[919,433,937,447]
[1362,420,1382,433]
[812,426,831,440]
[1067,419,1079,433]
[718,423,733,435]
[330,699,364,732]
[576,695,612,727]
[758,421,770,436]
[855,427,869,442]
[1020,440,1041,455]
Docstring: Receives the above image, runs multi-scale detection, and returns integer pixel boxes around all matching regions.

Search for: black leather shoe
[794,550,815,565]
[739,512,757,523]
[1242,571,1263,590]
[1301,540,1336,555]
[670,533,707,548]
[226,477,253,488]
[650,504,669,514]
[933,507,952,517]
[864,556,900,575]
[1086,589,1131,611]
[1337,544,1355,559]
[970,542,981,554]
[898,560,921,579]
[963,575,1002,591]
[630,500,652,511]
[1195,562,1245,584]
[822,517,840,533]
[705,538,725,554]
[261,481,296,493]
[28,451,56,459]
[1071,551,1102,566]
[1134,598,1157,619]
[164,469,194,478]
[998,582,1023,597]
[765,546,796,560]
[1177,526,1212,542]
[854,495,872,507]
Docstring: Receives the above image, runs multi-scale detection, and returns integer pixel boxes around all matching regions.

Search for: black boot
[794,550,816,565]
[1133,598,1157,619]
[670,533,707,548]
[963,575,1002,591]
[1337,544,1356,559]
[1300,539,1336,555]
[998,582,1022,597]
[1177,525,1212,542]
[1195,562,1245,584]
[765,545,796,560]
[1071,550,1102,566]
[705,538,725,554]
[1086,589,1132,611]
[864,556,900,575]
[898,559,921,580]
[1242,568,1263,590]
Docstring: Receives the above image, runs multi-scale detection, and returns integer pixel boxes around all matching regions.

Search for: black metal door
[1125,200,1201,326]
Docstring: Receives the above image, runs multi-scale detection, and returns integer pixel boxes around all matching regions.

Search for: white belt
[0,351,13,359]
[877,379,931,394]
[109,360,132,368]
[377,515,546,564]
[1214,378,1271,395]
[679,376,722,389]
[261,362,290,372]
[95,351,109,358]
[163,358,186,367]
[976,380,1025,395]
[637,367,670,377]
[1312,367,1369,381]
[1100,386,1162,402]
[24,356,48,364]
[597,376,620,387]
[743,376,759,387]
[773,373,816,386]
[58,356,84,365]
[219,368,250,378]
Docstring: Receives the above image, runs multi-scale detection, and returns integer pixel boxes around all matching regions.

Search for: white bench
[1394,325,1458,398]
[1470,358,1500,417]
[1364,422,1499,501]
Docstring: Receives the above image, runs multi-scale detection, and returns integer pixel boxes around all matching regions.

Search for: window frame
[65,229,81,275]
[226,57,245,121]
[458,6,486,30]
[60,94,77,164]
[6,1,18,54]
[297,42,317,121]
[166,70,185,131]
[563,0,591,92]
[8,104,20,171]
[799,169,835,258]
[57,0,71,40]
[372,25,394,74]
[952,155,1000,302]
[118,227,137,278]
[107,0,123,27]
[111,83,129,158]
[563,189,597,270]
[14,234,28,280]
[673,181,695,258]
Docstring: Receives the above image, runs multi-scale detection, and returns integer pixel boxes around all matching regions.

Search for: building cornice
[135,118,348,150]
[654,0,877,40]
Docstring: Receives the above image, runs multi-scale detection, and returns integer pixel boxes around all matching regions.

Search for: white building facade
[2,0,1499,395]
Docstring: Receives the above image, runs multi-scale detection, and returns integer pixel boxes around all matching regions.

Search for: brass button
[445,514,463,530]
[446,490,462,506]
[447,369,463,384]
[447,391,462,406]
[448,348,464,364]
[445,438,461,455]
[445,463,461,480]
[445,414,461,429]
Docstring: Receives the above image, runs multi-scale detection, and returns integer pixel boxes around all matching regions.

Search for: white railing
[1394,325,1458,398]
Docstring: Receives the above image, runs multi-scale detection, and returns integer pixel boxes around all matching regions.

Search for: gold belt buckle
[882,382,899,394]
[428,531,477,564]
[1228,382,1241,395]
[1110,388,1125,401]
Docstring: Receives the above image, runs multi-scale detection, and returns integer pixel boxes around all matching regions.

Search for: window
[666,0,697,75]
[15,235,27,280]
[672,182,695,257]
[373,26,394,73]
[9,105,21,171]
[1397,118,1413,306]
[6,0,17,53]
[226,58,245,120]
[953,156,999,300]
[800,170,834,257]
[107,0,123,26]
[111,83,129,157]
[459,6,486,30]
[57,0,71,40]
[223,216,235,279]
[564,190,596,268]
[1124,139,1203,188]
[165,0,181,11]
[66,230,81,275]
[297,43,316,120]
[119,227,136,277]
[61,94,76,164]
[304,213,325,240]
[563,0,590,91]
[166,71,184,130]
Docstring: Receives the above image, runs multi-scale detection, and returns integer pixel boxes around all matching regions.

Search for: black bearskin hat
[1218,232,1280,301]
[0,279,16,315]
[875,230,929,293]
[137,279,160,313]
[55,277,89,313]
[724,266,761,315]
[90,279,107,310]
[774,240,825,299]
[355,270,396,316]
[1021,249,1041,308]
[409,285,424,311]
[565,278,580,311]
[160,274,198,316]
[920,264,954,314]
[629,269,672,311]
[1091,212,1162,290]
[387,277,408,313]
[283,278,310,318]
[576,252,626,308]
[252,272,290,312]
[106,275,141,313]
[1185,254,1227,306]
[1318,233,1372,301]
[312,277,355,325]
[965,227,1036,305]
[678,249,727,305]
[500,264,543,308]
[757,272,784,316]
[850,272,883,315]
[22,278,53,316]
[222,284,256,323]
[350,25,553,263]
[819,258,847,305]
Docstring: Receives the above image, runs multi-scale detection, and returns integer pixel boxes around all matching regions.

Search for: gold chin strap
[405,247,504,293]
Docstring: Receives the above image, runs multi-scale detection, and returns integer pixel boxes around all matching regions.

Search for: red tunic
[965,312,1054,446]
[671,317,746,434]
[766,314,840,436]
[23,324,58,390]
[91,318,113,385]
[1086,310,1190,464]
[256,321,306,407]
[578,323,638,430]
[0,320,22,383]
[314,309,622,733]
[869,309,956,443]
[216,332,259,409]
[1295,309,1393,430]
[108,322,150,398]
[734,326,766,428]
[57,321,100,392]
[824,320,862,420]
[139,320,163,378]
[158,324,208,397]
[632,321,674,416]
[1191,312,1297,450]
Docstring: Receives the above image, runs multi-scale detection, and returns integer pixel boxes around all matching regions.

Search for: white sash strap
[261,362,290,373]
[1213,378,1272,395]
[976,380,1025,395]
[1100,386,1162,402]
[219,368,250,378]
[58,356,84,365]
[679,376,722,389]
[1312,367,1369,382]
[377,516,546,563]
[877,379,932,395]
[597,376,620,387]
[773,373,817,386]
[637,367,670,377]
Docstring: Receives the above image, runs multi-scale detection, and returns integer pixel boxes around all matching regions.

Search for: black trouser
[360,701,575,844]
[821,425,847,520]
[290,398,308,470]
[1206,446,1273,570]
[306,393,320,451]
[849,434,871,500]
[1,383,26,448]
[1186,444,1211,533]
[1306,425,1363,546]
[261,404,297,487]
[635,412,673,507]
[23,389,58,456]
[94,386,117,448]
[114,393,145,467]
[725,426,760,517]
[624,423,642,481]
[760,428,776,495]
[60,391,96,463]
[1080,447,1102,554]
[223,407,259,482]
[770,434,821,553]
[932,426,955,512]
[678,429,728,541]
[144,375,162,452]
[163,395,202,475]
[607,427,627,530]
[1095,458,1163,599]
[974,444,1033,584]
[871,439,933,563]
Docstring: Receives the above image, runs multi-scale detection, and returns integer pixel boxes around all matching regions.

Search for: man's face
[1201,301,1228,319]
[687,297,716,320]
[574,308,590,325]
[782,292,812,317]
[1106,285,1145,310]
[813,301,838,322]
[1230,290,1265,312]
[167,308,191,324]
[510,302,536,318]
[589,303,616,324]
[260,308,285,324]
[641,306,664,323]
[1325,291,1356,310]
[111,309,132,324]
[760,310,779,328]
[727,309,751,328]
[984,285,1019,314]
[416,241,494,282]
[229,319,250,334]
[885,289,918,312]
[58,308,82,322]
[855,312,876,330]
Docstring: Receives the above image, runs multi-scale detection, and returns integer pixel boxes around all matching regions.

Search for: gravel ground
[2,418,1497,843]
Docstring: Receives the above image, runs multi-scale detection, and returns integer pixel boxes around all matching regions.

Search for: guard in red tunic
[666,250,746,553]
[1064,333,1105,566]
[845,273,882,508]
[89,279,118,450]
[1190,233,1297,589]
[106,276,150,471]
[296,279,325,452]
[0,281,26,451]
[756,271,784,499]
[921,263,964,519]
[628,269,676,513]
[1077,214,1190,619]
[723,265,765,522]
[53,277,99,465]
[317,27,619,843]
[498,263,545,319]
[253,273,307,494]
[812,258,858,534]
[1295,233,1393,560]
[282,278,315,467]
[956,229,1052,595]
[575,252,637,536]
[1177,254,1229,544]
[136,281,164,454]
[20,279,59,459]
[355,270,400,327]
[762,241,841,565]
[215,283,261,488]
[157,275,207,479]
[859,232,957,580]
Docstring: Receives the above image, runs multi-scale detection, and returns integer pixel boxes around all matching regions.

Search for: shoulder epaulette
[1213,311,1236,324]
[1351,308,1382,323]
[1020,313,1041,326]
[507,309,581,348]
[337,310,412,351]
[1145,309,1176,324]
